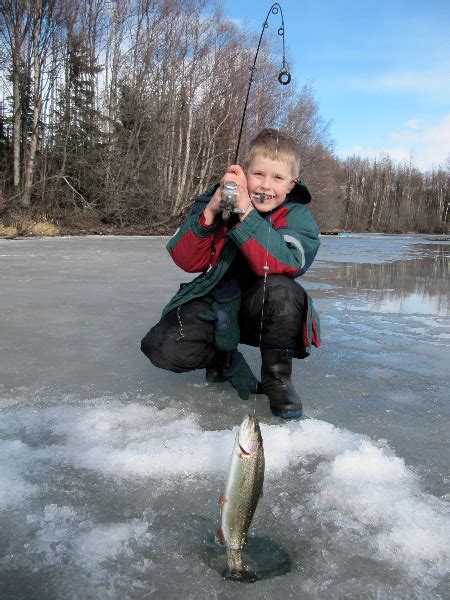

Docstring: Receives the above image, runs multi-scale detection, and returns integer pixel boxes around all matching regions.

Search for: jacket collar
[286,179,311,205]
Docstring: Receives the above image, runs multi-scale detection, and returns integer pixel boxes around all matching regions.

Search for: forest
[0,0,448,236]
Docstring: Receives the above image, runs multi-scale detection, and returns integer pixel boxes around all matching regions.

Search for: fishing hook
[234,3,291,163]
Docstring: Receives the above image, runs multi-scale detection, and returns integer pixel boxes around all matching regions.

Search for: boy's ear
[287,180,295,193]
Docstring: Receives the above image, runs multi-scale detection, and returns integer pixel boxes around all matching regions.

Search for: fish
[216,413,265,582]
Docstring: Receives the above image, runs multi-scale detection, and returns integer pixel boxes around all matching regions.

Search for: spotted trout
[216,414,265,582]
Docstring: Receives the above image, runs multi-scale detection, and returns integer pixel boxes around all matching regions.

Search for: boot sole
[271,408,302,419]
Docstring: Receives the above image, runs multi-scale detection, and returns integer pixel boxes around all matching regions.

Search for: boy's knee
[141,310,215,373]
[141,326,170,369]
[265,274,304,293]
[140,336,149,358]
[244,274,305,320]
[267,275,305,313]
[141,326,181,372]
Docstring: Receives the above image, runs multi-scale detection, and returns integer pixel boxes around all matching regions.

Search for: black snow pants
[141,275,306,373]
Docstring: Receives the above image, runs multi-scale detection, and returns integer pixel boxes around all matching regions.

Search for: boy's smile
[246,156,295,213]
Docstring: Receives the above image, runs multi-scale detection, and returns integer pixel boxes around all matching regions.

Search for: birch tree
[1,0,30,190]
[22,0,57,207]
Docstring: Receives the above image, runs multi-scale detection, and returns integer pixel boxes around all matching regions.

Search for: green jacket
[163,181,321,357]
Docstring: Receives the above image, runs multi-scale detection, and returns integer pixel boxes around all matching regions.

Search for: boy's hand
[221,164,247,191]
[222,165,252,218]
[203,187,223,225]
[203,165,253,225]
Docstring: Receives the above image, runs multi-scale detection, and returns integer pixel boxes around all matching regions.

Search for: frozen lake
[0,234,449,599]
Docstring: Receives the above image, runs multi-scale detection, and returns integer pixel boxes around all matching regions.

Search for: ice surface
[313,443,449,584]
[0,234,448,599]
[25,503,151,573]
[1,397,449,597]
[0,440,38,508]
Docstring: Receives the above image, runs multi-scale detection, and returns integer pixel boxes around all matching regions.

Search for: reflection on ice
[347,291,447,315]
[309,245,448,316]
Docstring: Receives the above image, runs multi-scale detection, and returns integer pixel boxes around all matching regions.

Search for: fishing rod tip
[278,69,291,85]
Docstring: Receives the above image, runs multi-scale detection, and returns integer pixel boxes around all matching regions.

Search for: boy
[141,128,320,419]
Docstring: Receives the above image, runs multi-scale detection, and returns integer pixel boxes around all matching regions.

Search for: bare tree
[22,0,58,207]
[1,0,31,190]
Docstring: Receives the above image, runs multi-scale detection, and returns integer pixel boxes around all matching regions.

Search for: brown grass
[0,222,18,236]
[30,220,60,236]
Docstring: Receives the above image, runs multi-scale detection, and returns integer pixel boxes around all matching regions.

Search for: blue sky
[220,0,450,170]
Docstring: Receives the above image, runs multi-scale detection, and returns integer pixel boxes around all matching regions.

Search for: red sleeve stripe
[170,229,212,272]
[272,207,288,229]
[198,212,214,227]
[311,315,320,348]
[239,238,300,277]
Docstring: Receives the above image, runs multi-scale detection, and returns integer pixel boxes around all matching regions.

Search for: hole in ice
[205,536,292,581]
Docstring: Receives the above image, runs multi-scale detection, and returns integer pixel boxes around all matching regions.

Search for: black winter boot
[261,348,303,419]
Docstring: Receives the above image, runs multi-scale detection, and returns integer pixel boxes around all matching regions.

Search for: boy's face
[246,155,295,213]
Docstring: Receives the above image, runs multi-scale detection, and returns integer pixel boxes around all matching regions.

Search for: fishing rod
[234,3,291,164]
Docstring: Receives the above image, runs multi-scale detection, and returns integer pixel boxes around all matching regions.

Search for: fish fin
[218,493,227,507]
[215,526,226,546]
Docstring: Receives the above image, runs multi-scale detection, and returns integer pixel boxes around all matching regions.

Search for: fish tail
[223,548,258,583]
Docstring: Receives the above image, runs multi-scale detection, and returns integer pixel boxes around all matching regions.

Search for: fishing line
[253,207,274,415]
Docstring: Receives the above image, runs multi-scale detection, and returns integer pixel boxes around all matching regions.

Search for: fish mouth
[238,414,259,456]
[239,443,256,457]
[239,444,252,456]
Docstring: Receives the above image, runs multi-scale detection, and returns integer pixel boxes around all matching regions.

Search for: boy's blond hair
[244,128,300,178]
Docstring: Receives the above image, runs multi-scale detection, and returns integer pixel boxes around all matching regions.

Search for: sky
[220,0,450,171]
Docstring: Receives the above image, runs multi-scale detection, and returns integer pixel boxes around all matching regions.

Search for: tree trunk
[12,45,21,189]
[22,1,43,207]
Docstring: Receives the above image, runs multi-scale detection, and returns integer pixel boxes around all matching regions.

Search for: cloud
[389,130,417,143]
[340,144,413,165]
[348,64,450,103]
[406,118,423,130]
[420,115,450,169]
[339,114,450,171]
